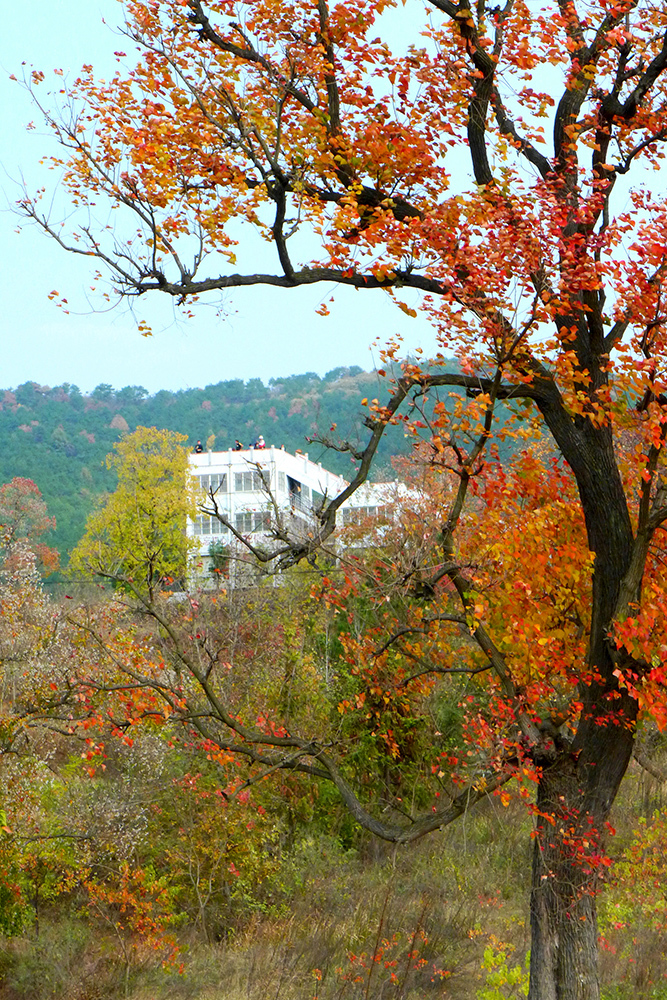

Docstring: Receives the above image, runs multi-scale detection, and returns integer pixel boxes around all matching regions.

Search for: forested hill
[0,366,412,564]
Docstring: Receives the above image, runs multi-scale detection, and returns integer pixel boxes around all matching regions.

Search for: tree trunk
[529,755,600,1000]
[528,699,637,1000]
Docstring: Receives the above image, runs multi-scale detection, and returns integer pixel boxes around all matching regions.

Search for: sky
[0,0,438,395]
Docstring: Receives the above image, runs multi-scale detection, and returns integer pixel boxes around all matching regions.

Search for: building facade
[188,444,394,581]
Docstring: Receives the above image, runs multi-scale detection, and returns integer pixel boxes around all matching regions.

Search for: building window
[197,473,227,494]
[278,471,286,493]
[253,511,271,532]
[235,511,252,534]
[194,515,228,536]
[287,475,310,511]
[342,506,387,525]
[235,511,271,534]
[234,471,266,492]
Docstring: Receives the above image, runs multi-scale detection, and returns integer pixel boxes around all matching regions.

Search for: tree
[0,478,59,577]
[20,0,667,995]
[69,427,198,597]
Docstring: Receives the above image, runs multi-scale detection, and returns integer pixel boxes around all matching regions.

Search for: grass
[3,761,667,1000]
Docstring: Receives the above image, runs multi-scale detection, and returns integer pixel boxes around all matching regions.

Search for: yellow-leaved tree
[70,427,198,597]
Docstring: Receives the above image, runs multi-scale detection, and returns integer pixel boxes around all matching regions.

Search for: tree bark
[525,360,641,998]
[528,697,637,1000]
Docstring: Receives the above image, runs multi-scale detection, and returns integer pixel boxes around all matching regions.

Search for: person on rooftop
[255,435,266,449]
[233,440,244,451]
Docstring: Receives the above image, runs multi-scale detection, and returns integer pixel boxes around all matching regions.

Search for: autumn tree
[0,478,59,577]
[69,427,198,597]
[20,0,667,995]
[0,479,60,761]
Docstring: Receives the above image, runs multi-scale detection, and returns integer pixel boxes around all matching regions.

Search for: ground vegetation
[15,0,667,995]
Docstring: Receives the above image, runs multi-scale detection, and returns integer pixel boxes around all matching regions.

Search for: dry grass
[5,775,667,1000]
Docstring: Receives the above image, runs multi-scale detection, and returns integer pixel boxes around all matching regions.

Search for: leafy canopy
[69,426,198,596]
[0,478,59,577]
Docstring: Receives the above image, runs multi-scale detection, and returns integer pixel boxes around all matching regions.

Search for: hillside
[0,367,412,564]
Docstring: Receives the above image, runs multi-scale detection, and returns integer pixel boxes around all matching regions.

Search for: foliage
[69,426,198,596]
[18,1,667,993]
[149,767,289,939]
[0,544,665,997]
[84,861,180,982]
[599,807,667,993]
[0,754,90,938]
[477,938,529,1000]
[0,478,59,576]
[208,538,230,580]
[0,521,63,783]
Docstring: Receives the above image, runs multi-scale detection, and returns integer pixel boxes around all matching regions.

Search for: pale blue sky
[0,0,437,394]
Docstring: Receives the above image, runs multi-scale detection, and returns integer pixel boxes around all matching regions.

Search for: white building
[188,444,395,581]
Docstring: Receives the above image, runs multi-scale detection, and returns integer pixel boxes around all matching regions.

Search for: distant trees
[114,386,150,405]
[0,370,400,563]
